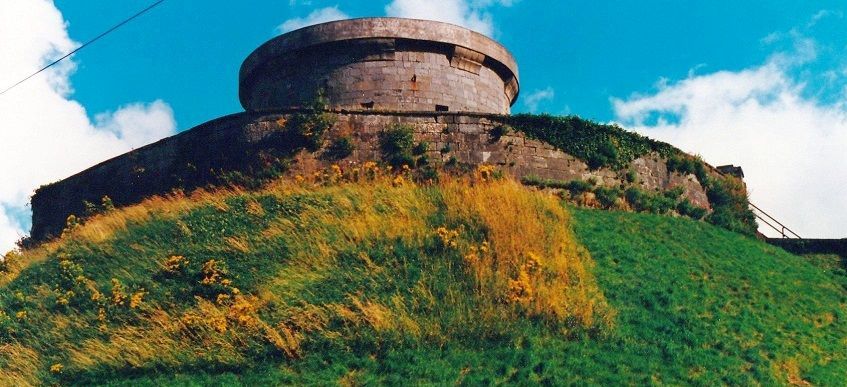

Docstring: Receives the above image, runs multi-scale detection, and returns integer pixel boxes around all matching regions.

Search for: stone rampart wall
[30,110,712,241]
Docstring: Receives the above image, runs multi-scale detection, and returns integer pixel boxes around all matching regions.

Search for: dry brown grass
[0,344,41,387]
[442,176,611,327]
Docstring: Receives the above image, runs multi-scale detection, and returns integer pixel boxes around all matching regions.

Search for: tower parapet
[239,18,520,114]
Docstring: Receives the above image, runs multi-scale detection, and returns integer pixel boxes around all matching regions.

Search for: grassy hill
[1,171,845,385]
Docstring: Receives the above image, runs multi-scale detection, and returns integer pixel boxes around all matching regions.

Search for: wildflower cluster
[294,160,424,187]
[110,279,127,307]
[507,270,533,304]
[0,310,10,330]
[435,227,460,250]
[50,253,99,311]
[476,164,500,182]
[198,259,241,302]
[61,215,81,238]
[83,195,116,218]
[161,255,189,275]
[462,241,491,288]
[507,252,543,305]
[201,259,229,286]
[181,293,261,335]
[129,289,147,309]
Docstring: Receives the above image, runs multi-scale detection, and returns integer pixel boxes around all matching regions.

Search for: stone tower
[239,18,520,114]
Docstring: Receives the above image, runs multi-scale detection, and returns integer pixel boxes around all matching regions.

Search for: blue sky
[52,1,845,126]
[0,0,845,249]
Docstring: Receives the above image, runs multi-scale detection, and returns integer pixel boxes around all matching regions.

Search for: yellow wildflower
[111,278,126,306]
[162,255,188,274]
[210,316,228,333]
[216,294,231,305]
[129,290,146,309]
[201,259,224,285]
[392,175,405,187]
[477,164,497,181]
[524,252,542,273]
[508,269,533,304]
[50,363,63,374]
[435,226,460,249]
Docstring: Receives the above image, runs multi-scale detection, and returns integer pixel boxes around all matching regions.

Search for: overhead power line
[0,0,166,96]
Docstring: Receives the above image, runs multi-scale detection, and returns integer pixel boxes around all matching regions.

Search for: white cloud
[277,6,349,34]
[385,0,515,37]
[0,1,176,252]
[612,49,847,238]
[523,87,555,113]
[94,100,175,146]
[807,9,842,27]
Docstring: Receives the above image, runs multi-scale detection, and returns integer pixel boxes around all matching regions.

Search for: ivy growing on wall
[503,114,676,170]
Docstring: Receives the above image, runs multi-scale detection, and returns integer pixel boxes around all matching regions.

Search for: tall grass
[0,168,609,385]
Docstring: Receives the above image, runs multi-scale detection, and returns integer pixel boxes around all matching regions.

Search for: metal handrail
[749,203,801,239]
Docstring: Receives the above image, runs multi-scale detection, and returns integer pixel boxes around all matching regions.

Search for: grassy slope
[1,178,845,386]
[571,209,846,385]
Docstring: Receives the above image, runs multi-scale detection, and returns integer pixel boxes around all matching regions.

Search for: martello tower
[239,18,520,114]
[31,17,722,242]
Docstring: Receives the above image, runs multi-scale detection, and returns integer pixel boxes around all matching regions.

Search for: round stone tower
[239,17,520,114]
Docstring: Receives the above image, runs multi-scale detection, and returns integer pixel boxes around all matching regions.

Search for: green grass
[2,181,845,386]
[105,208,847,386]
[569,209,847,385]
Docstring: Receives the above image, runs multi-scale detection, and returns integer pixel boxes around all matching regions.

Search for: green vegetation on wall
[503,114,675,169]
[507,114,757,236]
[521,176,707,221]
[321,136,355,161]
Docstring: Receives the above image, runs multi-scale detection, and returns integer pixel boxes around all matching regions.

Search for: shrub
[586,137,620,169]
[521,176,587,192]
[566,179,595,195]
[666,154,708,184]
[489,125,508,142]
[676,200,707,220]
[101,196,115,212]
[594,187,621,209]
[284,113,335,153]
[322,136,355,161]
[412,142,428,156]
[625,187,675,215]
[378,124,416,168]
[704,176,757,235]
[625,169,638,183]
[284,92,336,152]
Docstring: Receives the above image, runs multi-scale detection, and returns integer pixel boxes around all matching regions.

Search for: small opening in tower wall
[360,101,375,110]
[435,104,449,112]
